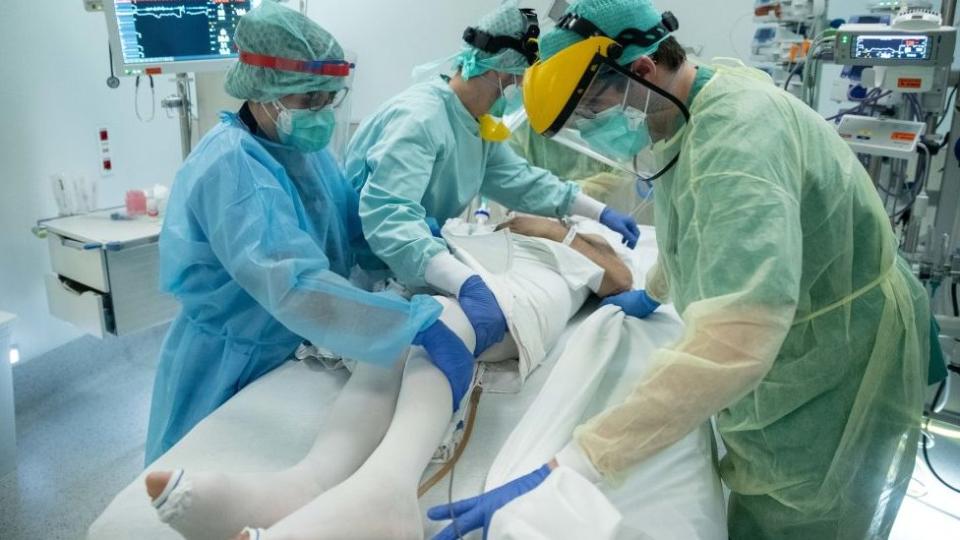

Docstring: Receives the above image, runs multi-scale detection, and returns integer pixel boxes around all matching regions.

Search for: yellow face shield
[522,36,690,181]
[523,36,619,136]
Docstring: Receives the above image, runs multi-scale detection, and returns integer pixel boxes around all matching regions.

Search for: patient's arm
[497,216,633,297]
[574,233,634,297]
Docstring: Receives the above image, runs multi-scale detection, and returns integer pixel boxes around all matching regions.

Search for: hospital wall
[0,2,184,362]
[654,0,759,60]
[306,0,760,121]
[0,0,758,364]
[305,0,506,121]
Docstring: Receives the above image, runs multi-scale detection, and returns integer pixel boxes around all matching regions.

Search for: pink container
[125,190,147,216]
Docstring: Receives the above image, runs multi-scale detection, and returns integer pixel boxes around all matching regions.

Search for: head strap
[556,10,678,50]
[462,8,541,65]
[239,51,354,76]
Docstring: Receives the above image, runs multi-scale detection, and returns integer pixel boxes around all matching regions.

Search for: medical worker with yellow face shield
[428,1,935,538]
[146,2,477,465]
[345,1,639,357]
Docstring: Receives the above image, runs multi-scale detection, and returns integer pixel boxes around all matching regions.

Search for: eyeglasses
[286,88,350,111]
[311,88,350,110]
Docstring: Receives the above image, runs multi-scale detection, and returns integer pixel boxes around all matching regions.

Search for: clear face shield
[549,62,689,181]
[325,50,356,165]
[238,49,356,156]
[268,83,352,155]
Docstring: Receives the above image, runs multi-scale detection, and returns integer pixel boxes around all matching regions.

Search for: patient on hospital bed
[144,215,636,540]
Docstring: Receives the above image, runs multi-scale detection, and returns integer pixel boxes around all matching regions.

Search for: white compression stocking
[243,297,477,540]
[150,360,405,540]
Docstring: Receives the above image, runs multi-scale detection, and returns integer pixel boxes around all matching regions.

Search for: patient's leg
[237,297,476,540]
[146,359,404,540]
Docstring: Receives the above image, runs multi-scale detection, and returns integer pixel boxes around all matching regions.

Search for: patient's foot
[146,363,406,539]
[237,353,461,539]
[146,470,172,501]
[146,466,345,540]
[236,467,423,540]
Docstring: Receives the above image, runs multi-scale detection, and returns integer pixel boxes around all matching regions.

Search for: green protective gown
[344,78,581,288]
[572,61,930,539]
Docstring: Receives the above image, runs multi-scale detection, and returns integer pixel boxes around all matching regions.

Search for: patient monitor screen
[110,0,256,65]
[853,34,931,61]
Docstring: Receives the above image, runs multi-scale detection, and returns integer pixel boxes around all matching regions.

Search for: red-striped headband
[239,50,354,76]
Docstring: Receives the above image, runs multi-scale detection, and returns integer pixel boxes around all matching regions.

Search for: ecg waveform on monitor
[126,5,209,19]
[854,35,930,61]
[113,1,250,64]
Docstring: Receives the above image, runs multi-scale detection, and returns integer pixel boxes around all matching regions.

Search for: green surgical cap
[540,0,667,65]
[455,0,531,80]
[224,0,346,102]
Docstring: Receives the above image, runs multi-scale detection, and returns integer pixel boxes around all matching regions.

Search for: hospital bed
[88,227,727,539]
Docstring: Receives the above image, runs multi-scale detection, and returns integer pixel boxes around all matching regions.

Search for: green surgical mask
[576,106,652,162]
[272,102,336,152]
[489,76,523,118]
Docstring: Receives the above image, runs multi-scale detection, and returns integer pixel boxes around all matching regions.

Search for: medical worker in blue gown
[145,2,455,464]
[345,1,640,356]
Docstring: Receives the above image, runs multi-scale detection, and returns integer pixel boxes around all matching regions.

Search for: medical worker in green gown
[428,1,938,539]
[345,1,640,357]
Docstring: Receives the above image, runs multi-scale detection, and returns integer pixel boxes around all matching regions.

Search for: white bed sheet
[88,227,726,540]
[486,306,727,539]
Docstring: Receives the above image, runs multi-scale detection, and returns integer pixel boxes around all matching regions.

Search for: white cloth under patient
[442,218,636,387]
[430,217,645,464]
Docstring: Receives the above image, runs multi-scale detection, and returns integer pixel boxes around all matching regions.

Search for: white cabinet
[40,211,178,337]
[44,274,111,339]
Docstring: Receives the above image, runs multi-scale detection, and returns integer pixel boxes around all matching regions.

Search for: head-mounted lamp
[463,8,541,65]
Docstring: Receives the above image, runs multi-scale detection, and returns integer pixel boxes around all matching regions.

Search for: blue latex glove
[599,207,640,249]
[601,289,661,319]
[428,464,552,540]
[414,321,475,412]
[426,217,443,238]
[458,275,508,356]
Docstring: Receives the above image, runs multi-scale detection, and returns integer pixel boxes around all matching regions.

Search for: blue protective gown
[344,77,581,288]
[146,111,441,464]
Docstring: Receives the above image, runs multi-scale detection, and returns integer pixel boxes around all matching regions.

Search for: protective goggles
[522,35,690,181]
[288,88,350,111]
[462,8,541,65]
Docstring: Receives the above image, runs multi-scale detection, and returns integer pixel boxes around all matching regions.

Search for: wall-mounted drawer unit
[44,274,111,339]
[39,210,178,337]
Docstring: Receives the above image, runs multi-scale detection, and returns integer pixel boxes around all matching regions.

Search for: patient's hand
[497,216,633,298]
[496,216,566,242]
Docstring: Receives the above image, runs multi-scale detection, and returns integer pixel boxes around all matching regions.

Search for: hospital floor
[0,323,958,540]
[0,324,167,540]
